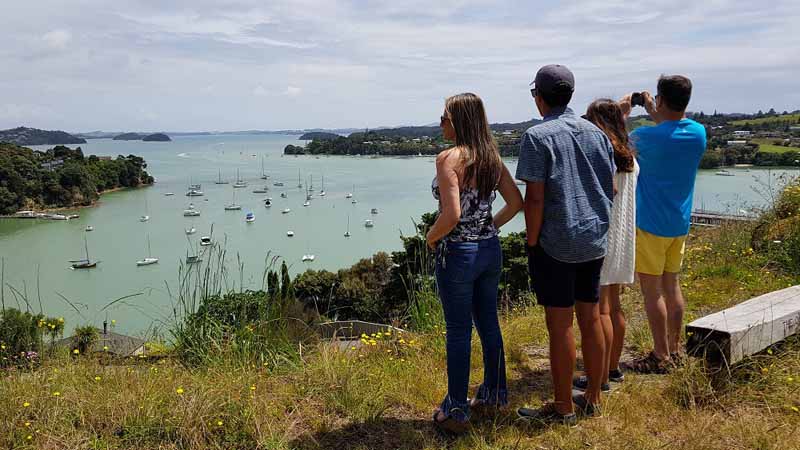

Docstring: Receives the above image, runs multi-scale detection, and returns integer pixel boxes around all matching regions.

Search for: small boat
[351,199,358,204]
[246,212,255,223]
[186,254,202,264]
[233,169,248,188]
[185,227,196,235]
[344,215,351,238]
[371,208,378,215]
[139,215,150,222]
[282,208,291,214]
[199,236,212,246]
[715,170,735,177]
[165,192,175,196]
[215,169,229,185]
[260,156,268,180]
[225,189,242,210]
[264,198,272,207]
[186,189,204,196]
[303,201,310,207]
[252,186,268,194]
[302,254,315,262]
[364,219,374,228]
[319,176,326,197]
[71,236,99,269]
[50,214,68,220]
[345,193,353,199]
[136,235,158,266]
[309,174,315,192]
[287,230,295,237]
[85,225,94,232]
[274,182,285,187]
[183,209,200,217]
[297,169,303,188]
[280,192,287,198]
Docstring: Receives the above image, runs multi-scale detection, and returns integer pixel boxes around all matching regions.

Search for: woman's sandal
[432,408,469,434]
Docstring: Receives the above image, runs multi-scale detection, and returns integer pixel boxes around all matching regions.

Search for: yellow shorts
[635,228,687,276]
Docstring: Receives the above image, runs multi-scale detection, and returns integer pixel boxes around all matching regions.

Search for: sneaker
[608,368,625,383]
[572,393,601,417]
[517,403,577,426]
[620,351,669,374]
[572,375,611,392]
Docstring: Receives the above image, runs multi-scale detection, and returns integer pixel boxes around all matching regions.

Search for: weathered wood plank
[686,285,800,364]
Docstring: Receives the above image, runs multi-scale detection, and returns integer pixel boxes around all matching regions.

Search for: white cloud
[41,29,71,50]
[0,0,798,131]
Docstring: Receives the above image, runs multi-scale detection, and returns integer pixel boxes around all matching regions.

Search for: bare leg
[638,273,670,360]
[544,306,576,415]
[607,284,626,371]
[662,271,685,355]
[575,301,606,405]
[598,286,614,384]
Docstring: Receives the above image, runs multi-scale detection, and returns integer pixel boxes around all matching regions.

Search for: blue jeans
[435,237,507,421]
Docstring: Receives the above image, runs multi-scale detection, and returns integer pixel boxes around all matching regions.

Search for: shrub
[0,308,62,368]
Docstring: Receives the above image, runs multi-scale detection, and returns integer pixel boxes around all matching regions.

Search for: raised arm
[426,149,461,250]
[493,164,523,229]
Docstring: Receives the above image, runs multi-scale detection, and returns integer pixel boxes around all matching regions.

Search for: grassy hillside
[751,138,798,154]
[3,221,799,449]
[731,113,800,126]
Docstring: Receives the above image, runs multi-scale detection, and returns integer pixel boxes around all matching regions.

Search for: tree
[280,261,292,299]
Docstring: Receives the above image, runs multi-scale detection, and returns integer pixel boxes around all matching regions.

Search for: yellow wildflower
[761,367,769,375]
[52,391,60,397]
[788,377,794,383]
[176,387,184,395]
[26,435,32,440]
[1,344,5,350]
[250,385,256,391]
[103,346,109,351]
[73,349,79,355]
[24,422,30,427]
[216,420,223,426]
[767,348,773,355]
[792,406,799,413]
[58,317,64,323]
[111,319,116,325]
[350,346,357,350]
[23,402,30,407]
[94,376,101,381]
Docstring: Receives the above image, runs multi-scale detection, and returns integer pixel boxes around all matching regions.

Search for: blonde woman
[426,93,523,433]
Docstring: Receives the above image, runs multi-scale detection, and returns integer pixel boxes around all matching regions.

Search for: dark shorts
[527,245,604,308]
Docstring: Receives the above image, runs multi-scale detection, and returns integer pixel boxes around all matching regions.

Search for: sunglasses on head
[440,115,450,124]
[530,88,537,99]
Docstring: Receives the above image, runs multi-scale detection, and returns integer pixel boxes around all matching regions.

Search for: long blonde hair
[444,93,502,200]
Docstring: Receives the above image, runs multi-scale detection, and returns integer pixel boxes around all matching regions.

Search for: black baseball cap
[530,64,575,96]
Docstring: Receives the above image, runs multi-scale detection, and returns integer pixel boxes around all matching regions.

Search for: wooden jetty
[691,210,756,227]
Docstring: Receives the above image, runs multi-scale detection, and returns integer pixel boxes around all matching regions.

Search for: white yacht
[303,201,310,207]
[199,236,212,246]
[286,230,295,237]
[282,208,291,214]
[185,227,196,235]
[246,212,255,223]
[364,219,374,228]
[233,169,248,188]
[302,254,315,262]
[136,235,158,266]
[85,225,94,232]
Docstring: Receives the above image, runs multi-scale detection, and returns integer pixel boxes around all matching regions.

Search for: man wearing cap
[515,64,616,424]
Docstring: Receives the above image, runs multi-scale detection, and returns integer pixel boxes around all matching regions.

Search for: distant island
[299,131,340,140]
[0,143,154,215]
[113,132,171,142]
[284,111,800,167]
[284,120,539,157]
[0,127,86,146]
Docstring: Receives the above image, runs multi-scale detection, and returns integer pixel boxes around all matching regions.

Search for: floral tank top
[432,177,498,242]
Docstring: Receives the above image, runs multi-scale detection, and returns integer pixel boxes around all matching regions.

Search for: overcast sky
[1,0,799,132]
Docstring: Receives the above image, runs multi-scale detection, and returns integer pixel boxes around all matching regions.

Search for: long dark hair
[444,93,502,199]
[585,99,636,173]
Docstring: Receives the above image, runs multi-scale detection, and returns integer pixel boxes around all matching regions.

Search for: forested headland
[0,143,154,214]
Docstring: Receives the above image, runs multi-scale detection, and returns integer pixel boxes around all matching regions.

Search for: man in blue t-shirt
[619,75,707,373]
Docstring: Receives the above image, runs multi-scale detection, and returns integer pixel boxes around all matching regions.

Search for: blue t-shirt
[631,119,707,237]
[515,107,616,263]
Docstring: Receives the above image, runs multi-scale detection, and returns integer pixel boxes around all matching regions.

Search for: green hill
[0,127,86,145]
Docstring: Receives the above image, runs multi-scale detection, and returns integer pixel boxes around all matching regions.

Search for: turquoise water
[0,134,793,334]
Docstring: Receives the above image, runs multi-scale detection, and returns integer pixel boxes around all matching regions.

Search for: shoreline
[0,184,152,218]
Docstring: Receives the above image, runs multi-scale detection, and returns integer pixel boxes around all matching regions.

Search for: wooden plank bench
[686,285,800,364]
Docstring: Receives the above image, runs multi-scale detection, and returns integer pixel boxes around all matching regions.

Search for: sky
[1,0,799,132]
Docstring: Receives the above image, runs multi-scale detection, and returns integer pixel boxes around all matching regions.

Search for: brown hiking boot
[621,351,669,374]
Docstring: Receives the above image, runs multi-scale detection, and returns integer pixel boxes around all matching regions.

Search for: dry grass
[2,224,800,449]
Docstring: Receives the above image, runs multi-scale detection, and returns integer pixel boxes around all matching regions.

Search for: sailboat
[346,183,354,199]
[71,235,98,269]
[286,230,295,237]
[264,197,272,207]
[364,219,374,228]
[85,225,94,232]
[309,174,315,192]
[319,175,326,197]
[344,215,351,238]
[297,169,303,189]
[215,168,229,184]
[139,196,150,222]
[136,235,159,266]
[233,169,247,188]
[185,226,196,235]
[260,156,268,180]
[302,254,315,262]
[224,188,242,210]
